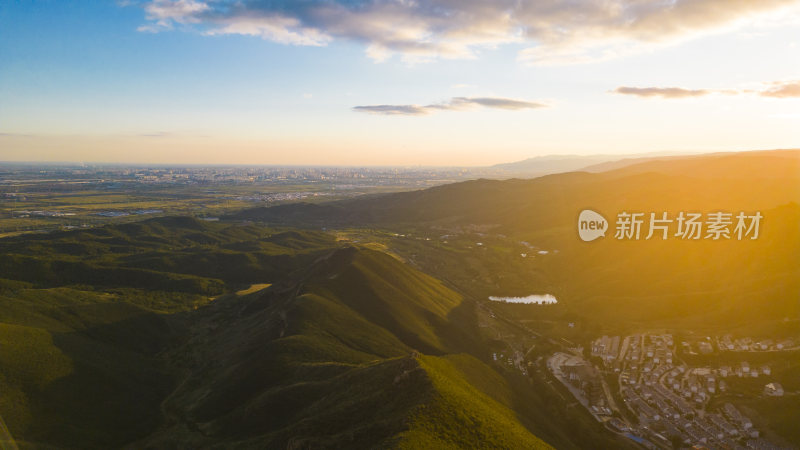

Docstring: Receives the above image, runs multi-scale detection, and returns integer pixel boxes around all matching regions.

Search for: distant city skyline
[2,1,800,165]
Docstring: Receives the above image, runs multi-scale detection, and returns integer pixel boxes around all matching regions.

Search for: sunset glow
[2,1,800,165]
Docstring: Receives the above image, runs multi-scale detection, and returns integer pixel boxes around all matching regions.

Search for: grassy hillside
[0,287,177,448]
[135,245,554,448]
[0,217,338,298]
[0,218,582,449]
[396,354,550,449]
[0,218,357,448]
[307,248,475,354]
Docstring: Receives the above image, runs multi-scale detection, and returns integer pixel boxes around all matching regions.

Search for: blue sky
[1,0,799,165]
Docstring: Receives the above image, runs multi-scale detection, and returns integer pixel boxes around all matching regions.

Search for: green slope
[396,354,550,449]
[0,288,177,449]
[307,247,473,354]
[137,245,549,448]
[0,219,349,448]
[0,215,625,448]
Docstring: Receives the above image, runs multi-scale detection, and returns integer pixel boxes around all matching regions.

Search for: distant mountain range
[488,151,695,176]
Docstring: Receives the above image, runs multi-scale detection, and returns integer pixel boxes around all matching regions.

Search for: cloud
[203,16,331,46]
[134,0,800,65]
[613,80,800,99]
[138,0,209,32]
[352,105,431,116]
[612,87,712,98]
[353,96,547,115]
[452,97,546,110]
[760,80,800,98]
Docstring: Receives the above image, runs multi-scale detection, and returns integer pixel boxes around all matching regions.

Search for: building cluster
[588,334,785,449]
[717,335,796,352]
[236,191,333,203]
[2,165,491,186]
[1,164,505,194]
[593,333,675,374]
[591,335,620,364]
[12,210,76,218]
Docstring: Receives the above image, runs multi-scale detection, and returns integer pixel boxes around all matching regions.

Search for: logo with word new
[577,209,762,242]
[578,209,608,241]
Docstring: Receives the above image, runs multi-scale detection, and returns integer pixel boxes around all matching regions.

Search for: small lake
[488,294,558,305]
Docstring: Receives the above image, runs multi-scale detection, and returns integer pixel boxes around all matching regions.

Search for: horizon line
[1,148,797,169]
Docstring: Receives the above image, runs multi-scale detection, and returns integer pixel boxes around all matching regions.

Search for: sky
[1,0,799,166]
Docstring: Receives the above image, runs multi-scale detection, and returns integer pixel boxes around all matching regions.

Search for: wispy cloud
[134,0,800,65]
[353,96,547,116]
[454,97,544,110]
[612,87,712,99]
[760,80,800,98]
[352,105,431,116]
[613,80,800,99]
[137,0,209,32]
